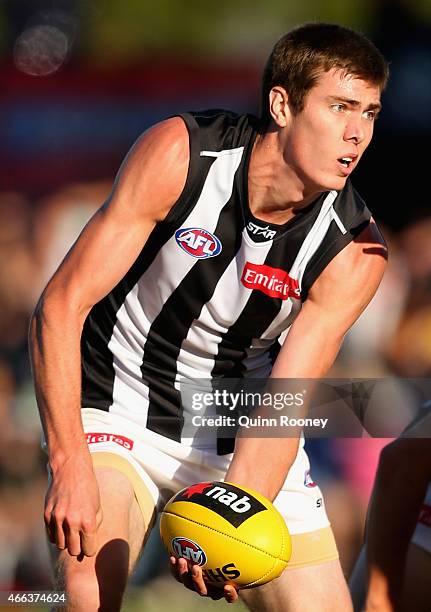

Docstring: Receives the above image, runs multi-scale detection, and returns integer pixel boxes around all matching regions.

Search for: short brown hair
[261,22,389,124]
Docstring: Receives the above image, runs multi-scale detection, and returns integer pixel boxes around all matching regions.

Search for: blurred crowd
[0,178,430,592]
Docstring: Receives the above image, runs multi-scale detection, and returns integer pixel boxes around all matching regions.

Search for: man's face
[283,68,382,192]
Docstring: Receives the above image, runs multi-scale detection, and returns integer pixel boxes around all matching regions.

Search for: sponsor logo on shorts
[85,432,134,450]
[246,221,277,242]
[172,537,207,566]
[304,469,317,488]
[418,503,431,528]
[241,261,300,300]
[173,481,266,528]
[175,227,222,259]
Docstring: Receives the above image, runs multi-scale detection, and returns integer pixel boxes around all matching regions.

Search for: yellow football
[160,481,291,589]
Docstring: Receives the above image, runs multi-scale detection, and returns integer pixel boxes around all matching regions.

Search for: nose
[344,116,365,145]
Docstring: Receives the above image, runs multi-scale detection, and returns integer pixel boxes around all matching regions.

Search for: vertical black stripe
[212,239,300,455]
[301,182,371,300]
[142,196,245,440]
[80,154,215,411]
[212,235,304,379]
[81,222,177,410]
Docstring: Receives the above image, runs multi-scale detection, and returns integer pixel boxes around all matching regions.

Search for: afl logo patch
[175,228,222,259]
[172,537,207,565]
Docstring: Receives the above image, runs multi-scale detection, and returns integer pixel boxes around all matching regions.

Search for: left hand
[170,556,239,603]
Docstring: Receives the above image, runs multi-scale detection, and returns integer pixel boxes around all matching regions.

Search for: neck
[248,129,322,223]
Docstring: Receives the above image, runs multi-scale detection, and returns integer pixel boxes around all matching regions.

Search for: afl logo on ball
[172,537,207,565]
[175,228,222,259]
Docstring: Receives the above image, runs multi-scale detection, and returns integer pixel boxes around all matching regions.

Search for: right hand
[170,556,238,603]
[44,452,102,557]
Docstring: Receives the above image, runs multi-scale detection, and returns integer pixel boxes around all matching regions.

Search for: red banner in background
[1,60,260,195]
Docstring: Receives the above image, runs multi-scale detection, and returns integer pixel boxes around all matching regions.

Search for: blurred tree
[2,0,431,65]
[85,0,373,64]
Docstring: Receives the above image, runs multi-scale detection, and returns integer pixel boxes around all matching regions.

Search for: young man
[350,408,431,612]
[30,22,388,612]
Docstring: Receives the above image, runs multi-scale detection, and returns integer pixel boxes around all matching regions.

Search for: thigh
[240,557,352,612]
[90,451,157,565]
[50,455,156,611]
[239,445,351,611]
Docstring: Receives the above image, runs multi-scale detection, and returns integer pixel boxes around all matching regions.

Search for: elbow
[28,284,88,349]
[28,295,46,350]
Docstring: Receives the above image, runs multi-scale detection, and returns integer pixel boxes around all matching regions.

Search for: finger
[177,559,196,592]
[65,526,82,557]
[224,585,239,603]
[191,565,208,596]
[80,529,98,557]
[178,557,189,579]
[53,517,66,550]
[204,584,226,601]
[44,506,53,529]
[44,514,56,544]
[170,556,182,583]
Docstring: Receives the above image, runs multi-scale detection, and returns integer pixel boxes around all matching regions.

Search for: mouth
[337,155,358,175]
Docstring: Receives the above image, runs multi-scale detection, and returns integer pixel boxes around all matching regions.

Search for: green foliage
[83,0,374,63]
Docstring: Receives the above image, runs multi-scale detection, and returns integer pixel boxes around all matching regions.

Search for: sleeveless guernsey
[81,110,371,447]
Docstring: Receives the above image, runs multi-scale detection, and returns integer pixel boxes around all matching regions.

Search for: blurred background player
[350,406,431,612]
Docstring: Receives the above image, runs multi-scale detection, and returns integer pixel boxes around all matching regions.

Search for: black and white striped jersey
[81,110,371,445]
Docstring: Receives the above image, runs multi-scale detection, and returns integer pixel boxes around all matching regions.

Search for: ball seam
[163,510,279,559]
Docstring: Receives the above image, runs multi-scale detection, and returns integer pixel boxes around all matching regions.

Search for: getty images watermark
[179,378,431,438]
[190,388,328,430]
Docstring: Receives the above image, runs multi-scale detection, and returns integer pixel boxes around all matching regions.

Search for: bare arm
[226,221,388,500]
[365,435,431,611]
[29,117,189,556]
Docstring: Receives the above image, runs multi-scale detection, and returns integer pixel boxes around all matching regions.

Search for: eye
[363,110,377,121]
[331,103,346,113]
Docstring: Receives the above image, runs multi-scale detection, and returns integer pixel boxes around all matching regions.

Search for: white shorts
[412,484,431,555]
[81,408,337,567]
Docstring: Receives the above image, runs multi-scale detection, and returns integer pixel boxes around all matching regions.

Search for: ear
[268,86,290,127]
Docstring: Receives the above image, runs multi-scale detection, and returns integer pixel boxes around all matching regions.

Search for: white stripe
[331,206,347,234]
[259,297,301,341]
[177,231,274,448]
[109,284,151,421]
[108,147,245,426]
[258,191,340,350]
[200,147,244,158]
[289,190,338,288]
[176,231,273,383]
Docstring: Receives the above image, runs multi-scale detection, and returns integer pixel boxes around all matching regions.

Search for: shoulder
[310,219,387,294]
[332,180,372,230]
[120,117,190,191]
[335,218,387,271]
[180,109,255,150]
[303,219,387,332]
[109,117,190,222]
